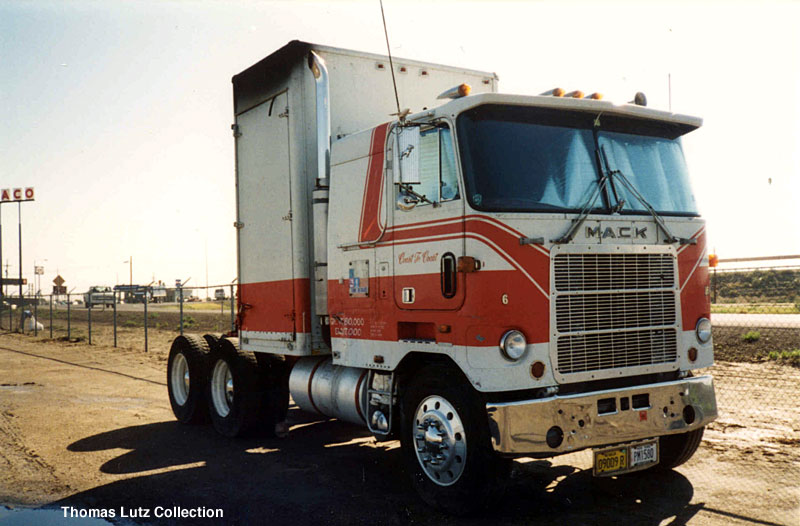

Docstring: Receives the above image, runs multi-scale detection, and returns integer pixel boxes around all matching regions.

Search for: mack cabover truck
[166,40,717,513]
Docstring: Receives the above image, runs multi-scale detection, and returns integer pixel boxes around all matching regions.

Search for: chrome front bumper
[486,375,717,455]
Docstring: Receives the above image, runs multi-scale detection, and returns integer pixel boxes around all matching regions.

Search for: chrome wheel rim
[170,353,190,406]
[413,395,467,486]
[211,359,234,417]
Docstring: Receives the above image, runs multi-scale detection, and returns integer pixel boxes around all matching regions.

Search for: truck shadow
[59,408,698,526]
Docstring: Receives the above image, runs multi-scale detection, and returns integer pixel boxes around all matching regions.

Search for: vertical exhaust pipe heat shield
[309,51,331,316]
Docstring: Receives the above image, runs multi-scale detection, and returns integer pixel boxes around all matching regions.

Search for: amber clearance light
[437,83,472,100]
[540,87,565,97]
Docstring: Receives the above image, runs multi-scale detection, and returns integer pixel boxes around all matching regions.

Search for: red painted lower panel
[239,279,310,334]
[328,269,549,347]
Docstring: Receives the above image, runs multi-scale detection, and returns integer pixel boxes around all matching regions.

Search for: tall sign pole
[18,201,22,306]
[0,187,35,328]
[0,203,3,311]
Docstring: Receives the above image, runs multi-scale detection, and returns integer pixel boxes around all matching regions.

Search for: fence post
[143,287,148,353]
[713,267,717,304]
[113,290,117,348]
[49,294,53,339]
[230,284,235,333]
[18,294,24,333]
[67,293,71,340]
[34,291,38,336]
[88,292,92,345]
[179,286,184,336]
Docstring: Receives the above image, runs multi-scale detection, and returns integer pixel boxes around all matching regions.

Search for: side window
[416,129,441,203]
[397,124,460,208]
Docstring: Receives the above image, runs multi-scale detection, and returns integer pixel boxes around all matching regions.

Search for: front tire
[167,335,211,424]
[401,365,506,515]
[658,427,705,469]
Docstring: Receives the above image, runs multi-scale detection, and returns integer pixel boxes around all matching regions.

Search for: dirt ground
[0,332,798,526]
[713,326,800,365]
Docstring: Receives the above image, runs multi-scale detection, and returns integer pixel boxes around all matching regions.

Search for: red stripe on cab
[358,123,390,242]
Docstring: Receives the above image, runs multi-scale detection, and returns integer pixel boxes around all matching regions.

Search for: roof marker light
[585,92,603,100]
[564,90,584,98]
[436,83,471,100]
[540,87,565,97]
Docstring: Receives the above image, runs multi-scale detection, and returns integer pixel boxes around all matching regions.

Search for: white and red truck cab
[167,41,717,513]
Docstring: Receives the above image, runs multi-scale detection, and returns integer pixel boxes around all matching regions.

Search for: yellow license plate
[594,447,628,475]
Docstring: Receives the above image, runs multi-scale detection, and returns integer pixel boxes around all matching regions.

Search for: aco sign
[1,188,35,202]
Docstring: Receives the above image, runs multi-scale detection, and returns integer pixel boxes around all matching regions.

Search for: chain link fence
[0,283,238,352]
[702,259,799,524]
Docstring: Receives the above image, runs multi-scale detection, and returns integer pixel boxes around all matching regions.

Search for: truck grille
[554,253,674,292]
[555,291,675,332]
[553,253,678,376]
[556,329,678,374]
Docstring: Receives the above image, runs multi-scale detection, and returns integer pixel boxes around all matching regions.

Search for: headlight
[695,318,712,344]
[500,330,527,361]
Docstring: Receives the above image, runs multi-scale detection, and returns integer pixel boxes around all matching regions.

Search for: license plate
[593,440,658,476]
[630,441,657,468]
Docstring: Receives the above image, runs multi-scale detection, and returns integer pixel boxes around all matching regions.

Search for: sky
[1,0,799,294]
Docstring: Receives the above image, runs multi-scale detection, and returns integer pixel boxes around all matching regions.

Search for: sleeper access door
[236,90,296,343]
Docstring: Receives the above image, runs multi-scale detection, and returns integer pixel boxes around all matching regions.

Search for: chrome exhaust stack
[308,50,331,188]
[308,50,331,317]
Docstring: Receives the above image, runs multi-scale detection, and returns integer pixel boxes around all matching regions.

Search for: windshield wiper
[599,146,696,245]
[552,173,612,244]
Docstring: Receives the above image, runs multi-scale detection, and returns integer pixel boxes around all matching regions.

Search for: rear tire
[400,365,507,515]
[658,427,705,469]
[167,334,211,424]
[206,337,264,437]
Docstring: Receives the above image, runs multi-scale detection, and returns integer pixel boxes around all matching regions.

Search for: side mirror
[396,190,419,211]
[395,126,420,184]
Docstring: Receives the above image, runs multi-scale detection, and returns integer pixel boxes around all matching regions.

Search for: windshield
[598,131,697,214]
[456,104,699,215]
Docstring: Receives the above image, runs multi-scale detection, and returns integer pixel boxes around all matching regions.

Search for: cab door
[392,123,465,311]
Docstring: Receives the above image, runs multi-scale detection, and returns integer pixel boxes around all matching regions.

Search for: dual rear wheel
[167,334,288,437]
